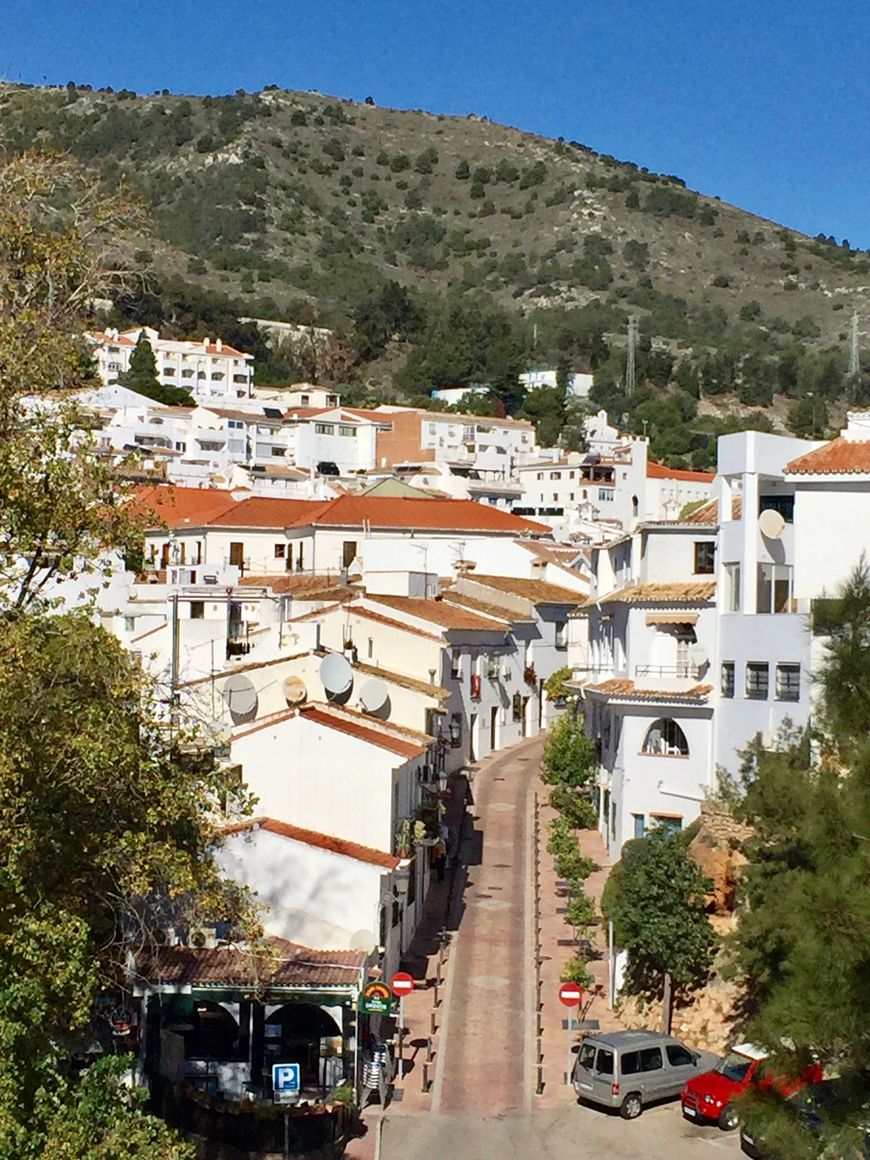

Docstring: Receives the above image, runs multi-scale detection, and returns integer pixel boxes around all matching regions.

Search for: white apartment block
[87,326,254,404]
[519,368,594,399]
[373,406,539,478]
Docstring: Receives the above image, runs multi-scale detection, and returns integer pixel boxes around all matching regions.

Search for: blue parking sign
[272,1062,300,1102]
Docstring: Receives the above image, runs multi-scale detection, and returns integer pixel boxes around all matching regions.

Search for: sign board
[358,980,395,1016]
[390,971,414,997]
[559,982,583,1008]
[272,1062,300,1104]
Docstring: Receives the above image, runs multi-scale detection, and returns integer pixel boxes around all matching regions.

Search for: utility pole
[626,315,639,396]
[849,311,861,380]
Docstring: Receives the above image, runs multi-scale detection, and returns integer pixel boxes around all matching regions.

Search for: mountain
[1,82,867,461]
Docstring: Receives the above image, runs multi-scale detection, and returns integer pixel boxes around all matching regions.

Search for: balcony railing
[634,664,702,680]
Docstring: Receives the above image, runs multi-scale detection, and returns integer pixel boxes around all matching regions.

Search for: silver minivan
[573,1030,708,1119]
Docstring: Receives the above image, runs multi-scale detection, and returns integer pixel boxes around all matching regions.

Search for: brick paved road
[431,737,544,1117]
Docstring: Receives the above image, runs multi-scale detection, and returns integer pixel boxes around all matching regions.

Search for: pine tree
[118,333,192,405]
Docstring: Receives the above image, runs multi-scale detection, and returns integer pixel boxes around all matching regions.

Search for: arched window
[642,718,689,757]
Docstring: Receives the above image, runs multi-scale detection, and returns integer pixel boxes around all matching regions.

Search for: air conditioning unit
[188,926,218,949]
[153,926,180,947]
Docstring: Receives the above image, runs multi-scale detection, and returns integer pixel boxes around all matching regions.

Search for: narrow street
[431,736,543,1117]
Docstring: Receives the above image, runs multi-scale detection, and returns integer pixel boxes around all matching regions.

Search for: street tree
[603,827,715,1018]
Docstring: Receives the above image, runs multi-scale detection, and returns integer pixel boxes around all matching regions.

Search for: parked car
[741,1079,870,1159]
[682,1042,823,1131]
[573,1029,716,1120]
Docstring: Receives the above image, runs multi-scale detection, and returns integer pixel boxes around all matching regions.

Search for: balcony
[634,664,702,680]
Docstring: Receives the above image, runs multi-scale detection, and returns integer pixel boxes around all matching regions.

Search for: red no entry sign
[390,971,414,997]
[559,982,583,1008]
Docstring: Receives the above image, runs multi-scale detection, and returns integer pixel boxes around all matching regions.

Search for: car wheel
[620,1093,643,1120]
[718,1104,739,1131]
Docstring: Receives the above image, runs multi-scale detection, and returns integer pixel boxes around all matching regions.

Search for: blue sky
[5,0,868,245]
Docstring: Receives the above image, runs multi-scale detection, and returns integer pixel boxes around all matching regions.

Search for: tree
[0,613,253,1154]
[786,394,828,439]
[541,710,597,788]
[118,331,191,405]
[603,827,715,1006]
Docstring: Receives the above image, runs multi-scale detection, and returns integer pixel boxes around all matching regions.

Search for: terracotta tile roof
[468,574,586,604]
[581,678,712,702]
[679,496,742,524]
[222,816,400,869]
[596,581,716,606]
[238,574,353,600]
[783,437,870,475]
[440,592,518,624]
[365,594,510,632]
[202,407,283,424]
[130,485,238,527]
[300,703,429,758]
[205,497,332,528]
[647,462,716,482]
[345,605,444,642]
[136,939,366,990]
[352,660,451,700]
[306,494,548,534]
[314,701,434,745]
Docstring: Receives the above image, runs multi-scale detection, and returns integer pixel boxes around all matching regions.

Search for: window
[175,441,186,452]
[667,1044,696,1067]
[578,1043,596,1071]
[550,471,560,480]
[759,494,795,523]
[724,562,741,612]
[190,601,204,620]
[640,1047,663,1072]
[536,472,543,481]
[271,447,284,457]
[314,423,335,435]
[632,814,645,839]
[621,1050,642,1076]
[694,541,716,574]
[721,662,735,698]
[555,620,568,650]
[451,651,462,680]
[210,371,224,380]
[274,543,286,558]
[233,373,248,383]
[512,693,522,721]
[746,662,769,700]
[339,425,356,437]
[342,540,357,569]
[227,419,244,430]
[595,1048,614,1076]
[642,719,689,757]
[124,616,135,634]
[181,368,194,378]
[367,638,373,660]
[775,663,801,702]
[757,563,793,614]
[651,815,683,835]
[598,488,613,502]
[163,366,176,376]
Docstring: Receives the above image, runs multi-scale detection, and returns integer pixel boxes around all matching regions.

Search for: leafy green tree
[623,239,649,270]
[603,827,715,1001]
[541,711,597,788]
[786,394,828,439]
[117,332,193,405]
[519,384,566,446]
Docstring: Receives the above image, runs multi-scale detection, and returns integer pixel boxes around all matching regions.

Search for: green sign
[358,981,395,1015]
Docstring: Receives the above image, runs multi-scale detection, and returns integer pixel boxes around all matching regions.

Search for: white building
[87,326,254,404]
[373,407,539,478]
[520,368,594,399]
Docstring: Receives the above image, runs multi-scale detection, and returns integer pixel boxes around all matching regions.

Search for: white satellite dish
[320,652,353,696]
[688,642,709,668]
[359,678,389,714]
[222,674,258,721]
[350,928,378,953]
[758,508,786,539]
[283,675,307,706]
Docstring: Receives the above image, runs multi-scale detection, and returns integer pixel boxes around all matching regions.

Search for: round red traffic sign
[559,982,583,1008]
[390,971,415,997]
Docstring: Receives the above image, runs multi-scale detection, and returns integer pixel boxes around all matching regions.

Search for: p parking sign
[272,1062,300,1103]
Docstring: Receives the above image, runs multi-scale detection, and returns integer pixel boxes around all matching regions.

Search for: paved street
[381,1102,743,1159]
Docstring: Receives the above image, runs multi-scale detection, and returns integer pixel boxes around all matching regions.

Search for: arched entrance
[264,1003,342,1088]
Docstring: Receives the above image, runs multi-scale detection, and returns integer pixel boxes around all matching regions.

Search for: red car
[681,1042,822,1131]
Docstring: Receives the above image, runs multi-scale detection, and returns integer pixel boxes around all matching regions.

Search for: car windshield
[715,1052,753,1083]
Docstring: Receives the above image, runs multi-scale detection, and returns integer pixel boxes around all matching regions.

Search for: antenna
[849,311,861,379]
[626,315,639,396]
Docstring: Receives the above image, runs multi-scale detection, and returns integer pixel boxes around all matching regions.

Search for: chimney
[203,337,210,351]
[216,338,223,353]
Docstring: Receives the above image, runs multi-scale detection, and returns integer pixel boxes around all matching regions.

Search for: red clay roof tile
[784,437,870,475]
[222,817,400,869]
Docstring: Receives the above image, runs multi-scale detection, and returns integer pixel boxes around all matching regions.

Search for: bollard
[536,1063,544,1095]
[427,1037,434,1063]
[430,1009,437,1036]
[422,1061,432,1093]
[433,980,440,1008]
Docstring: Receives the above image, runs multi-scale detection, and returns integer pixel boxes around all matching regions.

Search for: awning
[646,613,699,626]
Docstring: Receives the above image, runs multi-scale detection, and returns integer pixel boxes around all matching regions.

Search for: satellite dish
[283,675,307,706]
[359,678,389,714]
[758,508,786,539]
[222,673,258,722]
[320,652,353,696]
[350,929,378,953]
[688,642,709,668]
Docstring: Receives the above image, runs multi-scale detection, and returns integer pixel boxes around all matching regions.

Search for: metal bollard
[536,1063,544,1095]
[427,1037,434,1063]
[422,1061,432,1093]
[430,1009,437,1036]
[433,980,439,1008]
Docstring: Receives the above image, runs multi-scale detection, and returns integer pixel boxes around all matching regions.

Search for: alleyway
[431,736,544,1117]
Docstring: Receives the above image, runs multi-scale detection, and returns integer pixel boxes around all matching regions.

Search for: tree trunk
[661,971,673,1035]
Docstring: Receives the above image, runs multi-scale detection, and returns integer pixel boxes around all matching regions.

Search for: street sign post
[390,972,414,1079]
[559,983,583,1086]
[272,1062,301,1104]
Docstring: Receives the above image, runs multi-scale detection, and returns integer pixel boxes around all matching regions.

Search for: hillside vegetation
[2,82,868,465]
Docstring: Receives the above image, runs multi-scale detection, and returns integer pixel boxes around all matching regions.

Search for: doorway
[522,696,530,738]
[469,713,477,762]
[490,706,499,752]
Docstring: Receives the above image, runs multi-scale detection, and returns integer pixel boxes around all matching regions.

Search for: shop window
[642,719,689,757]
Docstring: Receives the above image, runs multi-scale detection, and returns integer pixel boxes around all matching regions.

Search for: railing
[634,664,701,679]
